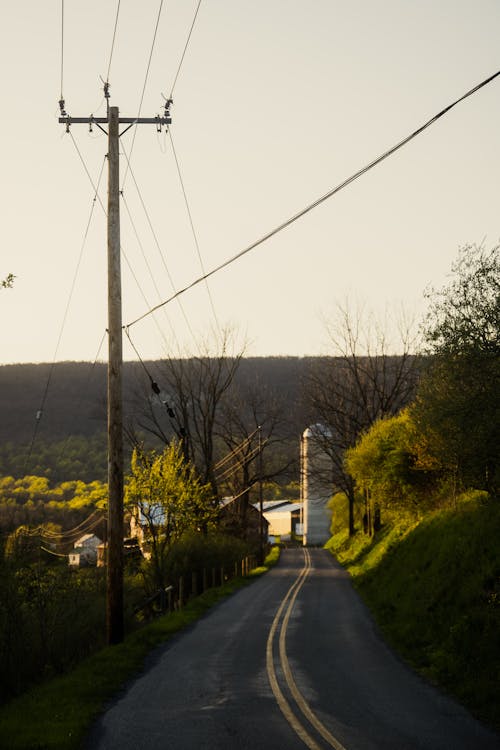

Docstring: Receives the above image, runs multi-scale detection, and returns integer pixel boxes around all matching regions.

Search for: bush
[0,559,106,704]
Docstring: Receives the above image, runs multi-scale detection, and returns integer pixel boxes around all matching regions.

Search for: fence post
[179,576,184,609]
[192,571,198,597]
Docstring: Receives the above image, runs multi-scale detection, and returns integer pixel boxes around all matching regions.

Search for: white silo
[301,424,333,546]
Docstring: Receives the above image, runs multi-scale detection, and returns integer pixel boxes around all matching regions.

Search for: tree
[305,304,420,535]
[125,442,215,591]
[345,410,438,524]
[129,329,245,498]
[422,243,499,356]
[414,243,499,492]
[214,374,296,544]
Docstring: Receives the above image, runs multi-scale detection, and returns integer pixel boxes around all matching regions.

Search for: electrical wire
[124,328,181,433]
[60,0,65,99]
[169,0,203,99]
[40,510,104,540]
[21,509,104,540]
[125,69,500,331]
[122,0,165,188]
[23,156,106,473]
[213,429,260,470]
[169,129,221,334]
[106,0,121,84]
[215,444,262,484]
[69,130,102,196]
[121,191,178,348]
[67,130,168,341]
[120,142,196,342]
[215,441,267,484]
[57,330,107,465]
[41,546,70,558]
[224,483,259,504]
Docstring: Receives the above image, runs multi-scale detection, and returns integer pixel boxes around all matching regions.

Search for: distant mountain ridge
[0,357,313,446]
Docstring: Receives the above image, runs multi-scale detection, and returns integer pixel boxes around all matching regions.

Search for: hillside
[0,357,315,481]
[0,358,313,443]
[327,492,500,732]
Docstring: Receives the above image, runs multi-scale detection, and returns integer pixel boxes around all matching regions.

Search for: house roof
[263,503,302,515]
[74,533,101,547]
[253,500,302,512]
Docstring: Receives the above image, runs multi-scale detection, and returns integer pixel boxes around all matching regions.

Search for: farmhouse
[68,533,101,567]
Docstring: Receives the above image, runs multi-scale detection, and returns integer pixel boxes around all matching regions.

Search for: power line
[41,515,104,542]
[41,546,70,558]
[57,330,107,466]
[67,130,172,344]
[122,0,165,188]
[215,440,268,484]
[137,0,164,117]
[214,429,260,470]
[124,328,180,427]
[125,69,500,331]
[60,0,65,100]
[23,156,106,473]
[121,191,178,348]
[169,0,203,99]
[215,444,263,484]
[120,142,196,342]
[22,509,104,540]
[169,129,221,334]
[106,0,121,84]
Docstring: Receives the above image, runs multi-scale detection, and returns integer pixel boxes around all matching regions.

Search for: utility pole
[59,92,171,645]
[258,426,264,565]
[107,106,124,644]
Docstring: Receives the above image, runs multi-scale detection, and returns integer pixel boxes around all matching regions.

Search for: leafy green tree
[345,411,438,520]
[422,243,499,356]
[414,243,499,492]
[125,442,216,591]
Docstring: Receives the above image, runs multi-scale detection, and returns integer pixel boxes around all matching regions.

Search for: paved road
[86,549,500,749]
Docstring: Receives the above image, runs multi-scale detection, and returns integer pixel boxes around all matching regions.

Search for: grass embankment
[0,546,280,750]
[326,492,500,731]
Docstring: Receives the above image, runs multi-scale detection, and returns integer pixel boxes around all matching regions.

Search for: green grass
[327,493,500,731]
[0,547,280,750]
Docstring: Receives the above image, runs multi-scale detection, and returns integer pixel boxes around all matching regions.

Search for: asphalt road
[86,548,500,749]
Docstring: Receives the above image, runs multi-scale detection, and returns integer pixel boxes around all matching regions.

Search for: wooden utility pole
[107,106,124,644]
[258,426,264,565]
[59,94,171,645]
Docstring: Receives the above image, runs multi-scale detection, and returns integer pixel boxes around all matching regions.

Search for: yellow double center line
[266,548,346,750]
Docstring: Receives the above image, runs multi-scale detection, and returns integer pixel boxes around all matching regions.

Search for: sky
[0,0,499,364]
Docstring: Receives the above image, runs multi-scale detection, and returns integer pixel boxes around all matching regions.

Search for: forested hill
[0,355,419,483]
[0,356,312,453]
[0,357,315,481]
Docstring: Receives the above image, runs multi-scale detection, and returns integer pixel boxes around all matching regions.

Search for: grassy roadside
[0,547,280,750]
[326,493,500,732]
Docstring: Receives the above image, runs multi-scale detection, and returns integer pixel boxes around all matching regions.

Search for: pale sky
[1,0,499,364]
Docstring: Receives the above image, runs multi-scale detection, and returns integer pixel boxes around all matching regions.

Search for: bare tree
[129,329,245,498]
[305,303,421,535]
[215,375,296,524]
